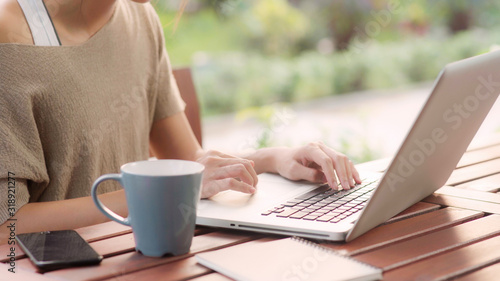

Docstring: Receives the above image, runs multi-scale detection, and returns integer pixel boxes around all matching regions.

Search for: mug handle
[91,174,130,226]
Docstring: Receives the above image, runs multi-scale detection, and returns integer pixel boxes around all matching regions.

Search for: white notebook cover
[196,237,382,281]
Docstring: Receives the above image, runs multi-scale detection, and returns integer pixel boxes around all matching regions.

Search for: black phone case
[15,230,103,271]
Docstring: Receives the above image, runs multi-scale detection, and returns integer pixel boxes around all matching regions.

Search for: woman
[0,0,361,244]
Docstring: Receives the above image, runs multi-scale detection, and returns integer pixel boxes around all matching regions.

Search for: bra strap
[17,0,61,46]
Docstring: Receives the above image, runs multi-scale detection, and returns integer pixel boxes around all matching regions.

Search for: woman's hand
[197,150,258,198]
[273,142,362,190]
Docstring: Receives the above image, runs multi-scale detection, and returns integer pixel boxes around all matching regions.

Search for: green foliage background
[153,0,500,161]
[154,0,500,115]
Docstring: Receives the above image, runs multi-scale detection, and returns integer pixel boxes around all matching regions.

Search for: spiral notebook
[196,237,382,281]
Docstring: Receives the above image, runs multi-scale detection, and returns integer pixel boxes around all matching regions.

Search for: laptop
[196,50,500,242]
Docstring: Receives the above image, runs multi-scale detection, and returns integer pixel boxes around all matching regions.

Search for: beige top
[0,0,185,223]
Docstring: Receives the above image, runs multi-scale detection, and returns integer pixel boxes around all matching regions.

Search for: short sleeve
[153,47,186,122]
[149,7,186,122]
[0,74,49,223]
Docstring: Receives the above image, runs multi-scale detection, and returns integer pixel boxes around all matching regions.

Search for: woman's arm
[150,111,361,198]
[0,190,127,244]
[150,112,258,198]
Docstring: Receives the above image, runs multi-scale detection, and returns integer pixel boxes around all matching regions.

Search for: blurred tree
[241,0,310,56]
[436,0,473,33]
[398,0,431,36]
[326,1,371,50]
[323,0,398,51]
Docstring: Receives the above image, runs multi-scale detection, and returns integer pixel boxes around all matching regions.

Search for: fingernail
[343,181,349,190]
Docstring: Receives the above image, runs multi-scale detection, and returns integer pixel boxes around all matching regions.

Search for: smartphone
[15,230,103,271]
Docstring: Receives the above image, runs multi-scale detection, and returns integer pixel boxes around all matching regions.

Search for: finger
[304,145,339,189]
[334,156,350,190]
[202,156,258,187]
[344,157,354,188]
[212,164,257,187]
[203,157,258,184]
[317,143,351,190]
[351,161,362,184]
[215,158,258,186]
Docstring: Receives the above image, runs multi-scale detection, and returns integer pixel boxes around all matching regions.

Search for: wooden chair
[172,67,203,146]
[150,67,202,158]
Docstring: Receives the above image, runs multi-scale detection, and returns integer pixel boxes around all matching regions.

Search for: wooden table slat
[467,133,500,151]
[0,263,57,280]
[102,256,210,281]
[383,234,500,281]
[189,272,233,281]
[10,258,38,273]
[384,202,440,224]
[446,158,500,186]
[424,194,500,214]
[354,215,500,270]
[75,221,132,243]
[454,173,500,192]
[454,261,500,281]
[435,186,500,204]
[44,231,261,281]
[456,143,500,168]
[0,243,26,263]
[90,233,135,258]
[320,208,482,256]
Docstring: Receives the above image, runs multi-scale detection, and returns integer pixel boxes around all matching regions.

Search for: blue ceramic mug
[91,160,204,257]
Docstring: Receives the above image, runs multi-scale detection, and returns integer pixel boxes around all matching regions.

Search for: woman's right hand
[196,150,259,198]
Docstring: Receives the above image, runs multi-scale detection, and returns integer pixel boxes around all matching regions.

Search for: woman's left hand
[273,142,362,190]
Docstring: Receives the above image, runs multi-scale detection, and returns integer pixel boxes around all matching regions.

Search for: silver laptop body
[196,50,500,242]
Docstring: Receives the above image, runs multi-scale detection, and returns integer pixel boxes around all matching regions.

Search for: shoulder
[122,0,162,30]
[0,0,33,44]
[119,1,165,52]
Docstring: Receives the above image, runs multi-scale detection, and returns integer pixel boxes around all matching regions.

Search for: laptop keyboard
[261,180,377,223]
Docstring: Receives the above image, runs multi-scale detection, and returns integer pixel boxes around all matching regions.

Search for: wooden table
[3,135,500,280]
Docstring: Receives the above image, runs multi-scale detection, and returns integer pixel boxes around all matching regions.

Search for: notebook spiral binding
[290,236,382,271]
